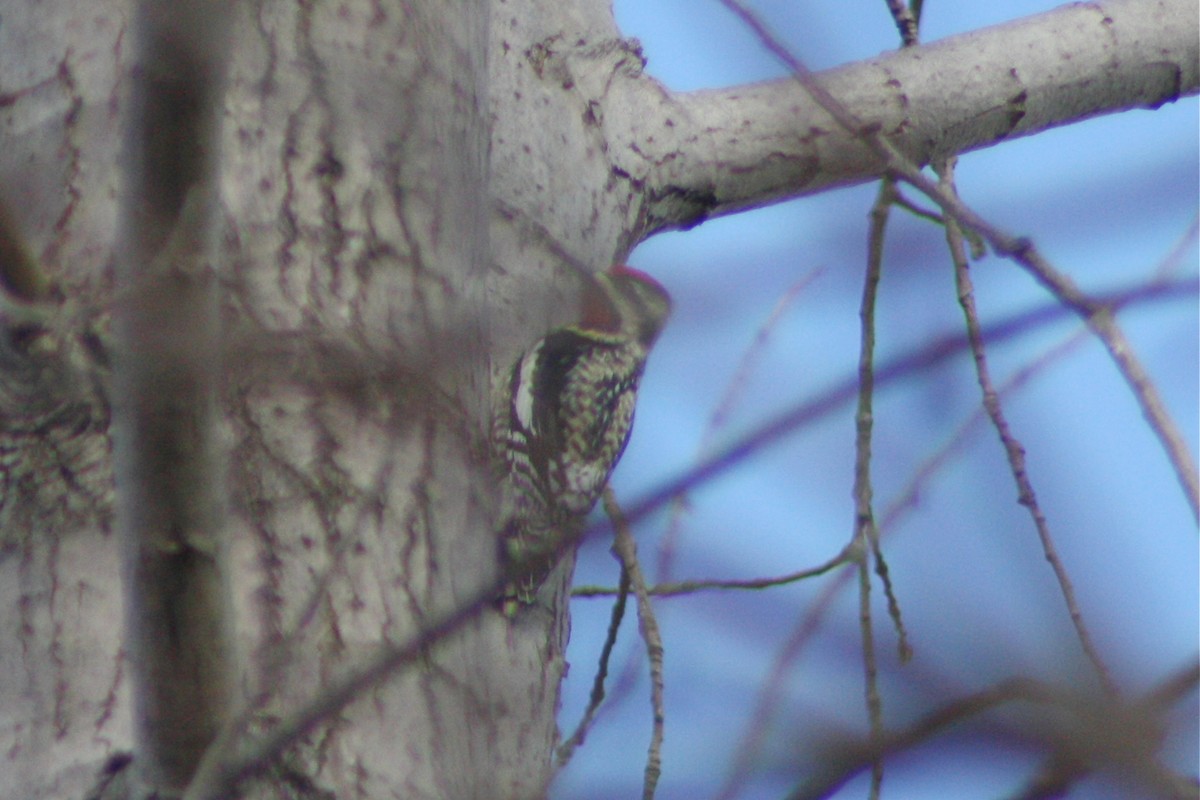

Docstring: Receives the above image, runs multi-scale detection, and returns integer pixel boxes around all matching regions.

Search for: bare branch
[557,560,631,765]
[941,159,1118,695]
[620,0,1198,231]
[113,1,235,792]
[787,663,1200,800]
[854,174,890,799]
[604,489,667,800]
[573,545,850,598]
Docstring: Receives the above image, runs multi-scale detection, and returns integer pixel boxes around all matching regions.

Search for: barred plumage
[493,265,671,612]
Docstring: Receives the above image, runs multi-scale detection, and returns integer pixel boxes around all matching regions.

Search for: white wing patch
[513,344,542,433]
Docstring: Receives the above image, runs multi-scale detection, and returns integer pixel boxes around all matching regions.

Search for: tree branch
[611,0,1198,232]
[942,158,1117,695]
[788,663,1200,800]
[113,1,235,793]
[604,490,667,800]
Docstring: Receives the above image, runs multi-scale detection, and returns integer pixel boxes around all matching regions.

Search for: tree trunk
[0,0,1193,797]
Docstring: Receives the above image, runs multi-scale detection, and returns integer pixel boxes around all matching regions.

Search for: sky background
[551,2,1199,799]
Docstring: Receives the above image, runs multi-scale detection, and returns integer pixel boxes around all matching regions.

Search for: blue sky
[552,3,1199,799]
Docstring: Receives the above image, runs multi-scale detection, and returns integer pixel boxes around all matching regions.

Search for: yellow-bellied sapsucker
[492,264,672,613]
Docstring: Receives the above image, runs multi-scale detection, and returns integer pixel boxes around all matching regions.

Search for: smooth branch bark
[490,0,1198,241]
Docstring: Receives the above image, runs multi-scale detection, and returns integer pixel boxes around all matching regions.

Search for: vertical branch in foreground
[852,178,893,800]
[604,489,666,800]
[113,1,235,794]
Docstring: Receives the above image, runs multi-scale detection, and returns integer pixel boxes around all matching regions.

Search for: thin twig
[788,662,1200,800]
[605,489,666,800]
[863,15,918,683]
[1153,214,1199,280]
[891,188,990,256]
[1010,661,1200,800]
[940,158,1117,696]
[878,213,1194,537]
[882,0,919,47]
[864,181,912,664]
[1001,241,1200,526]
[854,176,890,799]
[889,189,942,224]
[574,545,851,598]
[557,560,631,765]
[856,560,883,799]
[787,677,1055,800]
[1142,659,1200,712]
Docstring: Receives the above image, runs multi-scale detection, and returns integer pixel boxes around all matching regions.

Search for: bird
[491,264,671,614]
